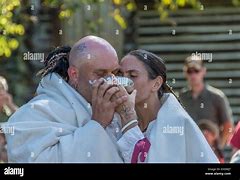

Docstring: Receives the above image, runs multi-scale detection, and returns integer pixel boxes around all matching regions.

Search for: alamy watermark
[4,167,24,177]
[162,125,184,136]
[23,51,44,62]
[0,125,15,135]
[191,51,213,62]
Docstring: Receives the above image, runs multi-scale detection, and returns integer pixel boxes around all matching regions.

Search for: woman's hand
[112,86,138,129]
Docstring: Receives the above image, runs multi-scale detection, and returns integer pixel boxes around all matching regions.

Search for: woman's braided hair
[37,46,71,81]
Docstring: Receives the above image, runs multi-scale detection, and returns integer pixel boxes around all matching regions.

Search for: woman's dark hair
[37,46,71,81]
[126,49,178,100]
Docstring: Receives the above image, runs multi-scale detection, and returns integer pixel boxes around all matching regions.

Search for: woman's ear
[152,76,163,92]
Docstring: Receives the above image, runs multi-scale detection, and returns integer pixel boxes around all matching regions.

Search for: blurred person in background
[228,120,240,163]
[198,119,224,163]
[0,76,18,163]
[0,133,7,163]
[229,121,240,153]
[179,56,233,149]
[0,76,18,123]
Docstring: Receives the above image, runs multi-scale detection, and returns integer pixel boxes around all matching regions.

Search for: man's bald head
[67,35,120,103]
[69,36,117,67]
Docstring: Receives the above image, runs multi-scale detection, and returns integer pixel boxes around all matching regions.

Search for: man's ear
[152,76,163,92]
[68,66,78,82]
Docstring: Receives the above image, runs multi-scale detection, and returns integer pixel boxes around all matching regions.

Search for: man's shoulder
[179,87,190,98]
[8,95,62,119]
[205,85,226,100]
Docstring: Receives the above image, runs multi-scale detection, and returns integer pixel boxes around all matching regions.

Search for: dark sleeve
[178,91,187,107]
[216,94,232,125]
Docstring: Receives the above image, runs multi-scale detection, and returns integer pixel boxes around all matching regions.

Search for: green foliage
[155,0,203,20]
[0,0,204,59]
[232,0,240,6]
[0,0,24,57]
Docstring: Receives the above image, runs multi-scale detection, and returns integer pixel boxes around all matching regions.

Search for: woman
[116,49,219,163]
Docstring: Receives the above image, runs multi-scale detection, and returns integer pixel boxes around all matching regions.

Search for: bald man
[4,36,136,162]
[67,36,136,128]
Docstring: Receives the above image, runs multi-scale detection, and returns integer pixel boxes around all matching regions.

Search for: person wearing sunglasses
[179,56,233,150]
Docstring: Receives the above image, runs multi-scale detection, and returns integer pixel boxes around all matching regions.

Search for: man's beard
[69,81,82,95]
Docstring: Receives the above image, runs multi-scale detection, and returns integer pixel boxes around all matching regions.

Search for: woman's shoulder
[158,93,192,126]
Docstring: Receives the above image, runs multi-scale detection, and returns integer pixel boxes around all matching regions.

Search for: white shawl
[146,93,219,162]
[4,73,123,162]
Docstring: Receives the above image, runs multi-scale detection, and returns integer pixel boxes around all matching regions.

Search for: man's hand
[91,78,128,128]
